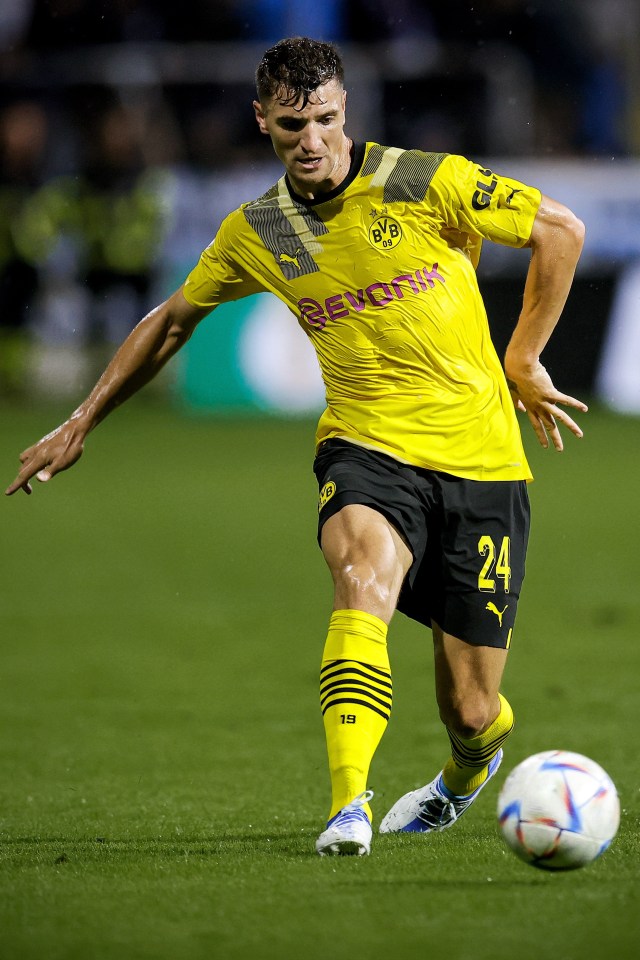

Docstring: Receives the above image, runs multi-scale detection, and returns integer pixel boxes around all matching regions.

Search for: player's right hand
[505,360,588,452]
[4,422,86,496]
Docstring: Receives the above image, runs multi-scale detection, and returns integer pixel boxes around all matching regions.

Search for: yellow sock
[441,693,514,797]
[320,609,392,822]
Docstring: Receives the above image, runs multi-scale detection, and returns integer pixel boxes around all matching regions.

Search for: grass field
[1,397,638,960]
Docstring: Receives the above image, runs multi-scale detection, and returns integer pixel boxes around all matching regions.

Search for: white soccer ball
[497,750,620,870]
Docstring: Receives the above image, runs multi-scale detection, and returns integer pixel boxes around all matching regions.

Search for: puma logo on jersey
[486,602,508,627]
[279,249,302,269]
[506,187,522,205]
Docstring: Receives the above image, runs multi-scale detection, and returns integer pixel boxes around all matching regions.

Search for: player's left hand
[506,360,588,451]
[5,420,86,496]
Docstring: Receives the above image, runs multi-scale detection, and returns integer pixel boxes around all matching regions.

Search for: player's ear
[253,100,269,135]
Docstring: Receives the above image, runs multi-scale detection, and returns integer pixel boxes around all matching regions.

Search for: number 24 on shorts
[478,535,511,593]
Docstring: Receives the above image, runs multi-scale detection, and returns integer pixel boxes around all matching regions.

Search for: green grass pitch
[1,397,638,960]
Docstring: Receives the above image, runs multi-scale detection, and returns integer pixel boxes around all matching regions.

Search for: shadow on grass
[0,834,568,886]
[0,832,320,864]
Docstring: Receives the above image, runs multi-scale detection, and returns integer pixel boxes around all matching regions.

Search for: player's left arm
[504,194,588,451]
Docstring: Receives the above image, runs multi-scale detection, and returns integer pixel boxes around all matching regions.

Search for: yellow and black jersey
[183,142,541,481]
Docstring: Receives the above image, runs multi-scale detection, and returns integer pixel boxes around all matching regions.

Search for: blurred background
[1,0,639,415]
[1,13,638,952]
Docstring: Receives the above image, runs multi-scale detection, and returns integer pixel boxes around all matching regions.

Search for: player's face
[253,80,350,199]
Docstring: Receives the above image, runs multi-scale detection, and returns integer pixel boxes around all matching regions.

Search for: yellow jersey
[183,142,541,481]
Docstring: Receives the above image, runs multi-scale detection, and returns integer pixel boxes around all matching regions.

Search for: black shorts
[314,439,530,649]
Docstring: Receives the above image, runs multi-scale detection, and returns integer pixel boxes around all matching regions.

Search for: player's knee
[439,697,495,739]
[333,559,395,612]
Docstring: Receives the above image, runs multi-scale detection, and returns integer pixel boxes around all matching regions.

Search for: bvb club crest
[368,207,403,250]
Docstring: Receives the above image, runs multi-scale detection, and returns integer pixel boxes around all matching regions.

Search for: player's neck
[287,137,354,203]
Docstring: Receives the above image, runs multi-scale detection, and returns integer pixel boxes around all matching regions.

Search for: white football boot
[316,790,374,856]
[379,750,503,833]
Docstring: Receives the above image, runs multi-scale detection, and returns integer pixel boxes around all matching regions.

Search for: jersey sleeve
[428,154,541,248]
[182,211,264,309]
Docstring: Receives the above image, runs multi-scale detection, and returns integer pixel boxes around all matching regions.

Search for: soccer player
[6,37,587,857]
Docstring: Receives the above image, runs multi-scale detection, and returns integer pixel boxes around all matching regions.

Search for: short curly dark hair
[255,36,345,109]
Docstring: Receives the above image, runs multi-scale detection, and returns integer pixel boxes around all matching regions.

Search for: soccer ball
[497,750,620,871]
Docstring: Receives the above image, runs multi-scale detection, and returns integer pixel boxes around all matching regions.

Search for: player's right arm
[504,195,587,451]
[5,287,211,496]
